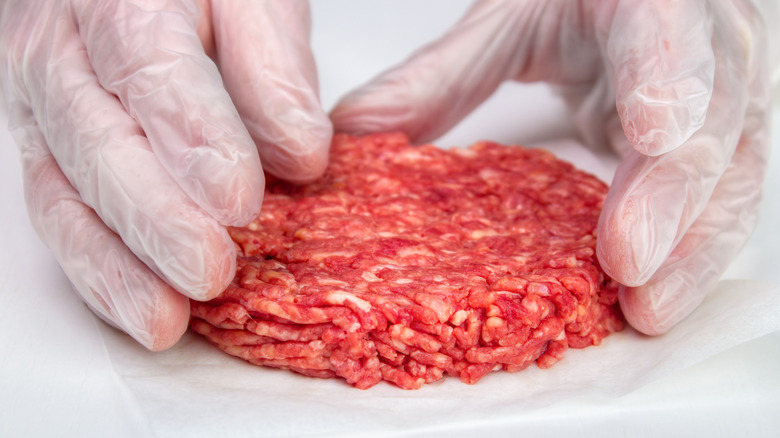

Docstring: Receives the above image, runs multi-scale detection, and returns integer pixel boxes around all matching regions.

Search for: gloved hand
[331,0,774,335]
[0,0,331,350]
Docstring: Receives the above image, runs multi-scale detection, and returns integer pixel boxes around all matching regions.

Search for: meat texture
[190,132,624,389]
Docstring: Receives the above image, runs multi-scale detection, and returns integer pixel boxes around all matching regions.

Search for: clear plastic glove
[0,0,331,350]
[331,0,773,335]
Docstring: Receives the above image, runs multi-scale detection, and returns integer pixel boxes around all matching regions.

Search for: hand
[0,0,331,350]
[330,0,773,335]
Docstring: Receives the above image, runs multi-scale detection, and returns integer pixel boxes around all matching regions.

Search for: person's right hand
[0,0,332,350]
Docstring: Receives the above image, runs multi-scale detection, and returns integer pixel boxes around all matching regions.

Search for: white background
[1,1,779,437]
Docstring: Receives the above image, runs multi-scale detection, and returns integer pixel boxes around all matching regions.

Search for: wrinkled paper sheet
[98,280,780,438]
[94,140,780,438]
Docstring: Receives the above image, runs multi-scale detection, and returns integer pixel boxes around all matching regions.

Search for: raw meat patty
[190,132,624,389]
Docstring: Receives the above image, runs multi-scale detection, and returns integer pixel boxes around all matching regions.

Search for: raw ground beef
[190,132,624,389]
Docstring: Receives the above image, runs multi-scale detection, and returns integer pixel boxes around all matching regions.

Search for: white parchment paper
[92,139,780,437]
[96,279,780,438]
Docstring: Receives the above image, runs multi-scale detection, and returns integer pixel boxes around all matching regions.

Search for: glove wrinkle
[76,0,265,227]
[21,134,190,350]
[608,0,715,157]
[212,0,331,184]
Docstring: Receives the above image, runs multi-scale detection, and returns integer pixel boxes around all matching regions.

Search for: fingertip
[143,288,191,352]
[618,266,706,337]
[144,207,236,303]
[596,195,665,287]
[329,91,383,134]
[256,111,333,183]
[596,147,700,287]
[223,171,264,226]
[618,285,669,336]
[95,282,190,352]
[329,79,427,141]
[617,84,711,156]
[179,138,265,227]
[175,223,236,302]
[616,231,714,337]
[81,262,192,351]
[278,140,330,184]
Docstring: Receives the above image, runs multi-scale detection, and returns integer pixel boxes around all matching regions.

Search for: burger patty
[190,132,624,389]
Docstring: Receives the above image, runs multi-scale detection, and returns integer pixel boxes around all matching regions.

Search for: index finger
[608,0,715,156]
[74,0,264,226]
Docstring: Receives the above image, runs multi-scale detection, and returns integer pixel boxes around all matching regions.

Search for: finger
[618,2,771,334]
[24,7,235,301]
[75,0,264,226]
[620,100,769,334]
[15,118,189,351]
[211,0,331,183]
[609,0,715,156]
[330,0,602,142]
[597,12,752,286]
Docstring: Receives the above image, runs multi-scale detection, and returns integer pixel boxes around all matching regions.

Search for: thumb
[331,0,576,142]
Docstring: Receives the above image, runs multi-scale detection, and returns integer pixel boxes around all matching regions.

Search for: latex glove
[0,0,331,350]
[331,0,773,335]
